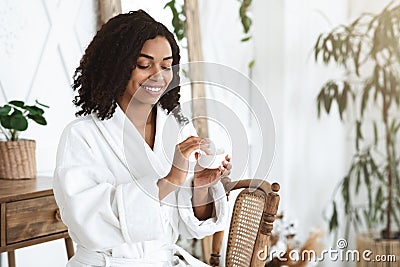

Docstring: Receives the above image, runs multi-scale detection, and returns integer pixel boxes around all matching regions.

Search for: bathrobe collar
[91,104,173,181]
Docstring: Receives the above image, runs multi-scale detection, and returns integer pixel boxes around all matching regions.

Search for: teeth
[142,85,163,92]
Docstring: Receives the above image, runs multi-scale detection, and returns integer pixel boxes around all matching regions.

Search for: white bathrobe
[53,104,228,267]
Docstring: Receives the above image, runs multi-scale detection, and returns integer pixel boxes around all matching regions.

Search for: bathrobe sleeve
[171,122,229,239]
[53,121,164,251]
[175,179,229,239]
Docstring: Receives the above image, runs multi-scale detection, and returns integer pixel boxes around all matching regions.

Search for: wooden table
[0,176,74,267]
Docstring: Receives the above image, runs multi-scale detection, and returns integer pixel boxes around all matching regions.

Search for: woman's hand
[192,154,232,219]
[165,136,210,185]
[193,154,232,188]
[158,136,209,200]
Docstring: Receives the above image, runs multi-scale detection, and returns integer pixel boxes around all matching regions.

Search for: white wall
[0,0,97,266]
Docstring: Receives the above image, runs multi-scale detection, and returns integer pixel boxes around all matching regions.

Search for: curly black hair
[72,10,188,124]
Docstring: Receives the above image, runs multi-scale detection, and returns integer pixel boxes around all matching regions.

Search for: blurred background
[0,0,396,266]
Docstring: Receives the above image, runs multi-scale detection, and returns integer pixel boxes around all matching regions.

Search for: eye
[136,64,150,69]
[162,66,172,71]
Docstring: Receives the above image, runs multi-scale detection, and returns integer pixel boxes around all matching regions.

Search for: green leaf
[350,15,363,28]
[35,100,49,108]
[316,89,325,118]
[163,0,173,9]
[369,156,385,182]
[338,82,349,120]
[242,16,252,33]
[248,59,255,69]
[25,105,44,115]
[361,80,372,117]
[239,0,253,34]
[394,122,400,135]
[241,36,252,42]
[355,164,361,194]
[362,162,372,212]
[329,201,339,232]
[165,0,185,40]
[373,121,378,146]
[356,120,363,150]
[0,116,12,129]
[314,34,323,62]
[0,105,11,116]
[166,0,185,41]
[332,35,339,62]
[342,175,351,213]
[9,100,25,107]
[373,187,383,220]
[322,82,338,114]
[324,95,333,113]
[323,49,331,63]
[390,119,397,136]
[10,114,28,131]
[27,114,47,125]
[354,41,362,76]
[243,0,252,6]
[181,68,189,78]
[239,4,246,17]
[354,209,361,224]
[363,209,371,229]
[11,109,22,116]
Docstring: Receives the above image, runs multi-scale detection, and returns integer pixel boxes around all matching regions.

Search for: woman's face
[122,36,173,106]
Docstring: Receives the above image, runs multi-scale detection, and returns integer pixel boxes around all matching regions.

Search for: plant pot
[0,140,36,179]
[356,233,400,267]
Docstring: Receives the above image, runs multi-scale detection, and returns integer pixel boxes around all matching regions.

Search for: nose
[149,66,164,82]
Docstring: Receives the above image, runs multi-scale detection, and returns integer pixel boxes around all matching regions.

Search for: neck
[118,98,155,128]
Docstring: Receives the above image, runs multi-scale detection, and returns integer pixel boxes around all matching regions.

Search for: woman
[53,10,231,267]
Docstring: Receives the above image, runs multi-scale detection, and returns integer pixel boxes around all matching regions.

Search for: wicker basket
[356,233,400,267]
[0,140,36,179]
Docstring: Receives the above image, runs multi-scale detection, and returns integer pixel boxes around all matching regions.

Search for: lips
[141,84,165,92]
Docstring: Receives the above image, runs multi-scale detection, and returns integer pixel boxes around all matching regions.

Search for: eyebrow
[139,53,173,61]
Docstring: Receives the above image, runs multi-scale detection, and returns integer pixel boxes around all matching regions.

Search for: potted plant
[0,100,48,179]
[314,2,400,265]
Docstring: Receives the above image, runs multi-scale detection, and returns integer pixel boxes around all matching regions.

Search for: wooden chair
[209,178,280,267]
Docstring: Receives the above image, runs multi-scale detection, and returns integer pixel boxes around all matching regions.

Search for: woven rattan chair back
[209,178,280,267]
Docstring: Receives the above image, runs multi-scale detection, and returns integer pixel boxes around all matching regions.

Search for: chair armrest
[221,177,273,195]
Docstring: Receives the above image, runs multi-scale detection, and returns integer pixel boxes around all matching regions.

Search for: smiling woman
[71,11,183,124]
[119,36,174,111]
[52,10,230,267]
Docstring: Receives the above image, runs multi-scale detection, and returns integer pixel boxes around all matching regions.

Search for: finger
[186,139,208,152]
[222,161,232,170]
[183,135,203,143]
[222,169,231,177]
[219,165,225,175]
[179,139,204,153]
[180,138,203,149]
[199,138,210,145]
[178,138,203,152]
[181,143,203,156]
[225,154,230,161]
[195,152,199,160]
